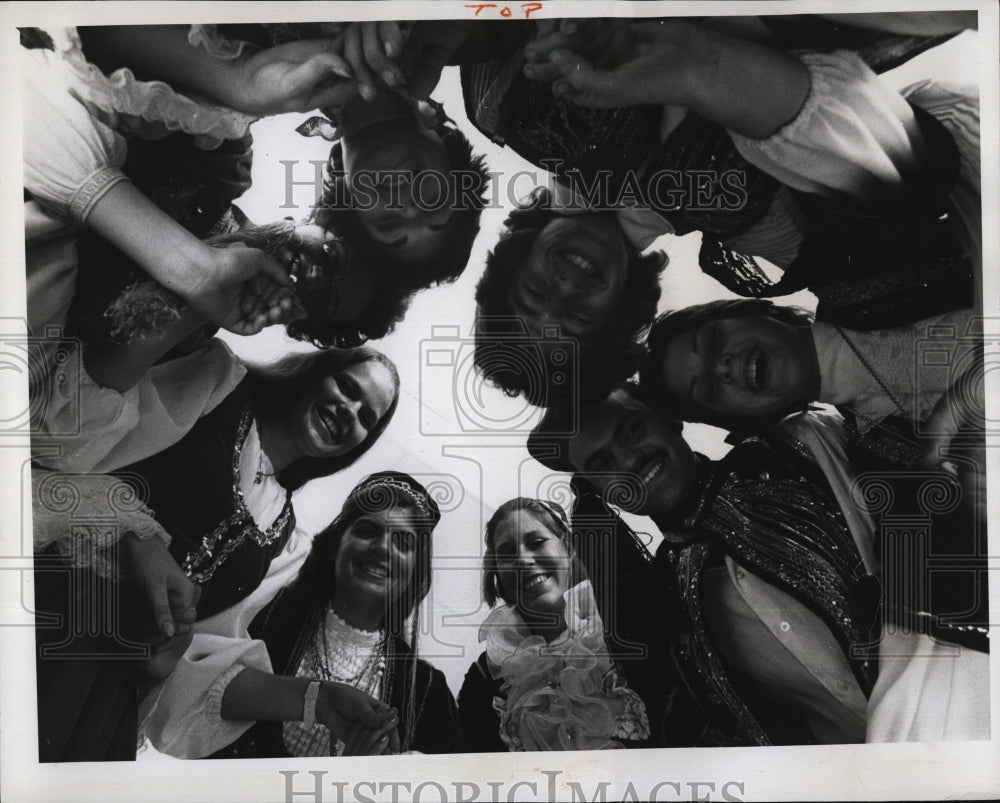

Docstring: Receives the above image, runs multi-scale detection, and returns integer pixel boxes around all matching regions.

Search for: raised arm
[80,25,357,115]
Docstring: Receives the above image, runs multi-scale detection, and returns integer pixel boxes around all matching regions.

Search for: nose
[549,271,585,300]
[713,352,733,383]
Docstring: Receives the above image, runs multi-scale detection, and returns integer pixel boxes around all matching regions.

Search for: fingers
[343,25,377,100]
[148,581,177,639]
[406,44,449,101]
[343,713,400,756]
[378,21,407,60]
[548,50,624,109]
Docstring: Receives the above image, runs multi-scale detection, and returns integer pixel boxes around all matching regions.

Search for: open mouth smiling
[318,408,342,442]
[523,572,551,592]
[745,346,766,392]
[358,561,389,581]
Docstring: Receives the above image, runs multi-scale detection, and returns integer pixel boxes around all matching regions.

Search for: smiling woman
[199,471,458,758]
[455,498,650,753]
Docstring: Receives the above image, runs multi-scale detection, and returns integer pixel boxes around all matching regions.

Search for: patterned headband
[350,475,435,518]
[536,499,570,532]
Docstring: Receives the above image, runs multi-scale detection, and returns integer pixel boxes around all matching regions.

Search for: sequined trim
[181,404,292,583]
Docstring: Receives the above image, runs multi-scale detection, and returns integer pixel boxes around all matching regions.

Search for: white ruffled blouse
[481,581,649,751]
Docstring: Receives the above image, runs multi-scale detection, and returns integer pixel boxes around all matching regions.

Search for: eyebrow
[428,221,450,232]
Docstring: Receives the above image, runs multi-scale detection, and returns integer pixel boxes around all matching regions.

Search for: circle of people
[24,14,988,762]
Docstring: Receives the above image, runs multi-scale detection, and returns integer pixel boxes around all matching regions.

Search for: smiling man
[527,385,885,745]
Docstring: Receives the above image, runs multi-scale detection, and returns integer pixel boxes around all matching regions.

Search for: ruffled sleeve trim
[731,50,919,202]
[45,26,257,147]
[187,25,251,60]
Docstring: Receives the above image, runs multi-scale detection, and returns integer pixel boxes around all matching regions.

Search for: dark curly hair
[641,298,814,432]
[208,221,411,347]
[474,187,667,407]
[246,346,400,491]
[313,124,490,294]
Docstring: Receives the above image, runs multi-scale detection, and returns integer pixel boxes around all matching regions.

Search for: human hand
[922,361,987,525]
[341,709,401,756]
[120,532,200,640]
[539,21,697,109]
[141,628,195,681]
[186,243,299,335]
[523,18,633,82]
[233,38,358,115]
[315,681,397,752]
[336,21,411,101]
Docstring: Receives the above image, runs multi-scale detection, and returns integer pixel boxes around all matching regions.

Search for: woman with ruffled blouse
[456,498,649,752]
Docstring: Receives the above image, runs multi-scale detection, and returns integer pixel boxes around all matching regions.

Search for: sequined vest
[660,439,882,745]
[116,381,295,620]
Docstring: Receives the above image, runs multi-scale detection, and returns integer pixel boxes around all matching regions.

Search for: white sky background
[0,3,996,799]
[220,30,982,698]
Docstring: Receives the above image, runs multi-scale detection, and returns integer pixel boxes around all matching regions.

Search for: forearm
[83,305,205,393]
[220,667,312,723]
[85,180,218,302]
[80,25,247,109]
[677,24,810,139]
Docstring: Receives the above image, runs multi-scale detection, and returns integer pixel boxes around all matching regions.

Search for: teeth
[524,573,549,590]
[642,458,666,485]
[748,347,761,391]
[361,563,388,578]
[318,409,340,440]
[564,252,596,276]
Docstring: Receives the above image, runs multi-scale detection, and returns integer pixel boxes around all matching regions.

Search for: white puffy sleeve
[31,339,247,474]
[730,51,924,203]
[139,522,316,758]
[20,43,128,224]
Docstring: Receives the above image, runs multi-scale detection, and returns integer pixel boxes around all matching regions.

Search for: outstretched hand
[120,532,200,640]
[316,682,398,754]
[535,21,695,109]
[185,243,301,336]
[233,38,359,115]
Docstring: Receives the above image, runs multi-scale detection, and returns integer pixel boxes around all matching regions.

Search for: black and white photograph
[1,1,998,801]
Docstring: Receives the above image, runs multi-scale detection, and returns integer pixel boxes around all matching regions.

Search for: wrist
[302,680,322,727]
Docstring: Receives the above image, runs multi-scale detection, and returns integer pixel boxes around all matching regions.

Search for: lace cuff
[68,166,130,223]
[45,27,257,147]
[731,50,919,202]
[32,469,170,579]
[187,25,251,60]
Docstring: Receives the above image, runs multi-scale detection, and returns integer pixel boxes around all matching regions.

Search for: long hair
[474,186,667,406]
[481,497,584,609]
[245,347,400,491]
[291,471,440,637]
[287,471,440,752]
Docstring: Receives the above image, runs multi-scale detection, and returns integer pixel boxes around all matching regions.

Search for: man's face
[566,389,696,518]
[340,91,456,264]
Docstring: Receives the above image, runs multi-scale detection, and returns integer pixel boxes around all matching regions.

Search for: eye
[526,286,545,302]
[339,374,360,400]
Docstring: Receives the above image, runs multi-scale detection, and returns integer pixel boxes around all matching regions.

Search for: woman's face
[283,224,378,323]
[284,360,395,461]
[656,315,815,420]
[340,92,455,264]
[332,506,423,617]
[508,214,629,342]
[492,509,571,623]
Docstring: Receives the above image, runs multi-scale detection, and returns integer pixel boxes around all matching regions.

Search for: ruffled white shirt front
[480,581,649,751]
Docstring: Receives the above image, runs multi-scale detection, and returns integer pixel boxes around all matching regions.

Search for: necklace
[832,324,907,417]
[254,449,276,485]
